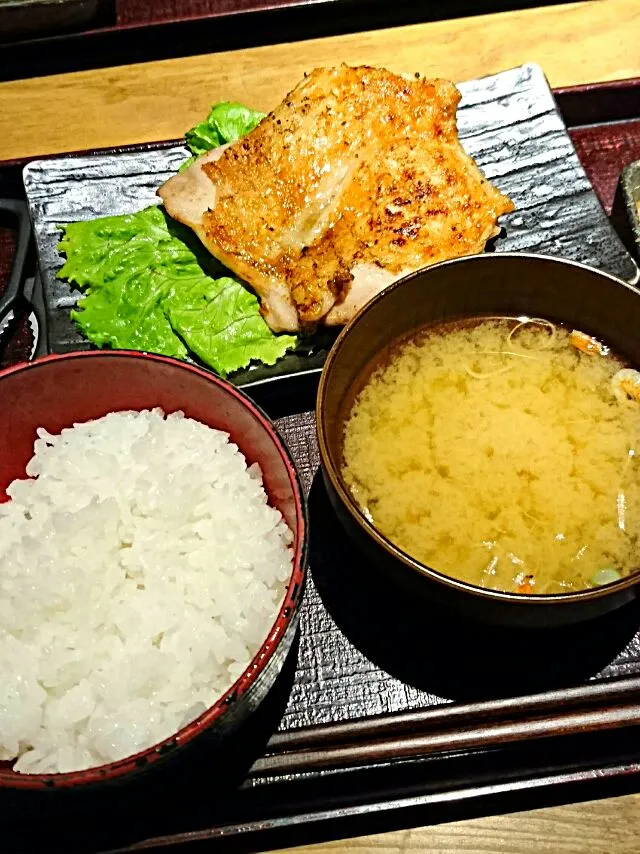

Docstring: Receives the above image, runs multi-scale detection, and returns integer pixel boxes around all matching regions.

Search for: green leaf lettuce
[57,100,298,376]
[59,207,296,376]
[167,276,291,376]
[184,102,264,156]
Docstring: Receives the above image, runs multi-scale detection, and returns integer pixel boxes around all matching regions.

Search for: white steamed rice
[0,408,293,774]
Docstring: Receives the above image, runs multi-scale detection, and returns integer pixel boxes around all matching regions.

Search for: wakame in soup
[341,317,640,595]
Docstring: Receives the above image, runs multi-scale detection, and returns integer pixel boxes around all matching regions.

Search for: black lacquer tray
[1,66,640,854]
[19,64,639,406]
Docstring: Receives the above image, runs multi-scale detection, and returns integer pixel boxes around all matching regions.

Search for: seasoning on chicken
[158,65,515,332]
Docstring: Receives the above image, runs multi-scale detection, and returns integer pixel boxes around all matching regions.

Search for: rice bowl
[0,351,307,789]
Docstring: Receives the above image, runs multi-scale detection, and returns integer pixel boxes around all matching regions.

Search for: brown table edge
[1,75,639,173]
[0,1,593,83]
[100,756,640,853]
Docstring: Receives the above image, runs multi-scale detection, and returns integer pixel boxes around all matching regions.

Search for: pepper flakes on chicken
[158,65,515,333]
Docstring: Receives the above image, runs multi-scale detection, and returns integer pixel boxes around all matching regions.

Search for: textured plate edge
[621,160,640,258]
[20,62,640,384]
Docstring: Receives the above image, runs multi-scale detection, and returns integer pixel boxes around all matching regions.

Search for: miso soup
[341,317,640,594]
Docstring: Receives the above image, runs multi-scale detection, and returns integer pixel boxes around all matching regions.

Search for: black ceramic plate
[22,62,638,396]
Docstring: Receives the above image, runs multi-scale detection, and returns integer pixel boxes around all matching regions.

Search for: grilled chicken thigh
[159,65,514,332]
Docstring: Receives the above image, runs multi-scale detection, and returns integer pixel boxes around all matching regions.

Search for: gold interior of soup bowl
[316,252,640,612]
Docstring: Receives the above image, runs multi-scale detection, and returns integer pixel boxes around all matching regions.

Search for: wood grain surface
[1,0,639,161]
[276,793,640,854]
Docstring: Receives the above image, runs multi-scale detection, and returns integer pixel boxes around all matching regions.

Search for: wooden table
[277,791,640,853]
[0,0,638,161]
[1,1,640,851]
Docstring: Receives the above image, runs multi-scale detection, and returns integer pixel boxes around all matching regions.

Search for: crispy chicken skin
[158,65,514,332]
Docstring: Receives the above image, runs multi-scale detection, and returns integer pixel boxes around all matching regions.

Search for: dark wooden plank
[570,119,640,213]
[265,675,640,754]
[252,704,640,777]
[0,0,114,43]
[96,752,640,854]
[5,725,640,853]
[116,0,314,24]
[554,79,640,129]
[0,0,589,82]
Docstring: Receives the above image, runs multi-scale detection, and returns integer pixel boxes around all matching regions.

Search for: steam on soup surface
[341,317,640,595]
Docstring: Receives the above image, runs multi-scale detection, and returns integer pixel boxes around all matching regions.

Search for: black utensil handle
[29,270,49,359]
[0,198,31,322]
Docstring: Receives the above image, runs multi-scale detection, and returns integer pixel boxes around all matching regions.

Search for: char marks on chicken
[158,65,515,332]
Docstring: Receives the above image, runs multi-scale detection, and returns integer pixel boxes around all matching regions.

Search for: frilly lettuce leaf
[60,208,188,360]
[166,276,295,376]
[184,102,264,156]
[59,206,295,376]
[57,100,297,376]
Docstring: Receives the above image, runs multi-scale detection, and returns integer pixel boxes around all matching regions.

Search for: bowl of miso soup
[317,253,640,627]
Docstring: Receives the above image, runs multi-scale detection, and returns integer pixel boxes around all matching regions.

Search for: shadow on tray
[0,634,300,853]
[309,471,640,703]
